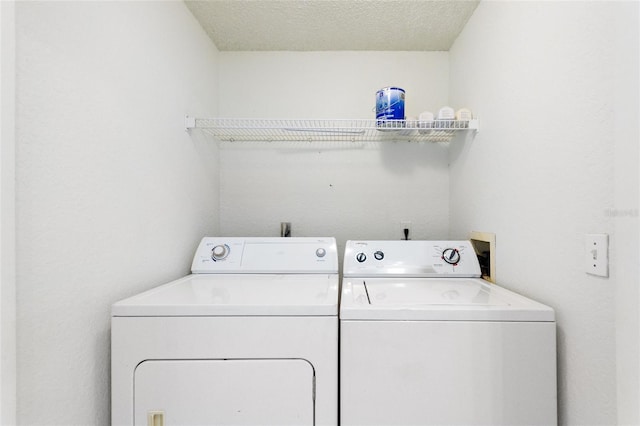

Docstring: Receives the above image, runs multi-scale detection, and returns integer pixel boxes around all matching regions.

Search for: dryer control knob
[356,252,367,263]
[442,248,461,265]
[374,250,384,260]
[316,248,326,258]
[211,244,230,261]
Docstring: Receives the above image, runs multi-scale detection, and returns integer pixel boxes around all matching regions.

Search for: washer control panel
[344,240,481,278]
[191,237,338,274]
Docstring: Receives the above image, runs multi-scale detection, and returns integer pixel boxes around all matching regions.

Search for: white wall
[11,2,639,425]
[0,1,17,423]
[218,52,452,253]
[449,1,639,424]
[15,2,220,424]
[612,2,640,423]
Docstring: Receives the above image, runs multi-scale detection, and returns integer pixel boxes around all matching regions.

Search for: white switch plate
[585,234,609,277]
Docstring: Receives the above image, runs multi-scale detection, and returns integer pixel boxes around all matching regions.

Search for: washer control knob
[356,252,367,263]
[442,248,461,265]
[316,248,326,258]
[211,244,230,261]
[374,250,384,261]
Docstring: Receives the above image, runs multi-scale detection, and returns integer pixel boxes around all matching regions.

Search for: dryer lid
[340,278,554,322]
[112,273,339,317]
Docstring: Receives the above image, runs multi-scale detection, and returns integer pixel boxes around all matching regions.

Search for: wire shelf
[186,117,479,143]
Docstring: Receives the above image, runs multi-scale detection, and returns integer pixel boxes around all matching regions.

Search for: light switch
[585,234,608,277]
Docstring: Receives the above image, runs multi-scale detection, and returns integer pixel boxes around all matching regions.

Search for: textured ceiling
[184,0,480,51]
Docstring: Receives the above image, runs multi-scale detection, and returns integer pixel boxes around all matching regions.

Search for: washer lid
[340,278,554,322]
[112,274,339,317]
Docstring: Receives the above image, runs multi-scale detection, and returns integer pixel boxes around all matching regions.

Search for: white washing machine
[340,240,557,426]
[112,237,339,426]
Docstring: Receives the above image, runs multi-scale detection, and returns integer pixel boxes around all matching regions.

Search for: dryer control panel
[191,237,338,274]
[343,240,481,278]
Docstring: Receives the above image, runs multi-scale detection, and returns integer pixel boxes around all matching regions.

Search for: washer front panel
[340,319,557,426]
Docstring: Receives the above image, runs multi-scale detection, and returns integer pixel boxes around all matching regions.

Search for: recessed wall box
[470,231,496,283]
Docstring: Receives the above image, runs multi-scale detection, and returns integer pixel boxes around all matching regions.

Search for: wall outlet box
[585,234,608,277]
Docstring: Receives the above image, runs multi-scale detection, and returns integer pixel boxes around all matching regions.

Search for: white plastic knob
[211,244,229,260]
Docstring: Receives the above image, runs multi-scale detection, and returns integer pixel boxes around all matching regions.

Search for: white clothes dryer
[112,237,339,426]
[340,240,557,426]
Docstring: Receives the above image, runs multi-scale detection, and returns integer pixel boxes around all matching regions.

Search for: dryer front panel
[134,359,314,425]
